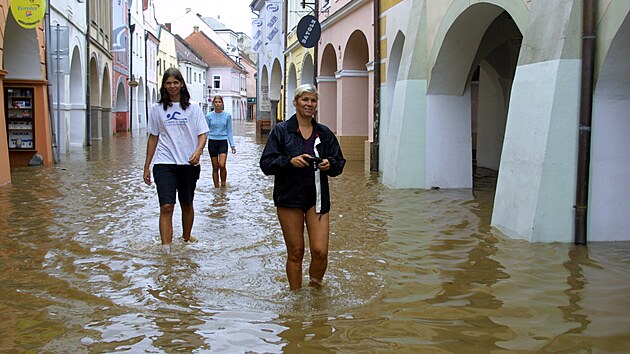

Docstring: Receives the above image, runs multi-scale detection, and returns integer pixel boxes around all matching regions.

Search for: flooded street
[1,120,629,353]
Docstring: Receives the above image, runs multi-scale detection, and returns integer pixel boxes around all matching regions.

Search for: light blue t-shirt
[205,111,234,147]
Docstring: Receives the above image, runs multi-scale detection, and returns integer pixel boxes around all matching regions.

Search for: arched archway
[387,31,405,125]
[589,12,630,241]
[260,65,271,121]
[318,43,337,130]
[89,56,101,140]
[270,59,282,121]
[114,78,128,132]
[69,46,85,149]
[301,53,314,85]
[2,14,47,170]
[286,64,297,118]
[339,30,369,161]
[427,4,521,188]
[3,16,41,80]
[101,65,112,138]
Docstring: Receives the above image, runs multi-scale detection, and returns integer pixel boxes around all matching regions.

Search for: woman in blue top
[205,95,236,187]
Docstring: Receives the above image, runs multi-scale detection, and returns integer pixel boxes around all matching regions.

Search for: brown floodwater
[1,120,629,353]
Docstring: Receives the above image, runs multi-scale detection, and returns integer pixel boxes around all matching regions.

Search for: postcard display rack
[5,87,35,150]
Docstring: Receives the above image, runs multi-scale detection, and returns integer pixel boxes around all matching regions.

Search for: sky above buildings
[153,0,255,36]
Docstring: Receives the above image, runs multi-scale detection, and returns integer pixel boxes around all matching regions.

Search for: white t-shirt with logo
[147,101,209,165]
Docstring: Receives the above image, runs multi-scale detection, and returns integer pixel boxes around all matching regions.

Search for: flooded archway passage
[0,121,629,352]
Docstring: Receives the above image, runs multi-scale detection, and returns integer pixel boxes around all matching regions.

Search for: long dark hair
[158,68,191,110]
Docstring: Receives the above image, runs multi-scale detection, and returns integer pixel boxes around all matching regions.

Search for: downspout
[86,0,91,146]
[370,0,381,171]
[251,7,260,121]
[313,0,318,89]
[44,0,59,163]
[574,0,596,245]
[128,9,134,131]
[282,1,288,122]
[145,31,149,124]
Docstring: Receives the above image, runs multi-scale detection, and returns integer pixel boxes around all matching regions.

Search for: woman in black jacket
[260,84,346,290]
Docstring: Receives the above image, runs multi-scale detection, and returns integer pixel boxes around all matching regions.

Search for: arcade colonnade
[255,0,630,242]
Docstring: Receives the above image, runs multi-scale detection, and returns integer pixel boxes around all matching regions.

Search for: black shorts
[207,139,228,157]
[153,164,201,205]
[301,184,316,213]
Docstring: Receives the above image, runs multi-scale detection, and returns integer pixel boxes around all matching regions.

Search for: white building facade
[49,0,88,153]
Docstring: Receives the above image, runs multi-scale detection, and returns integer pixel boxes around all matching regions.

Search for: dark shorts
[153,164,201,205]
[207,139,228,157]
[301,184,317,213]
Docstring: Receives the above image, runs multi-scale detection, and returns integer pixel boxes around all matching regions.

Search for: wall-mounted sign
[265,1,282,45]
[297,15,320,48]
[10,0,46,29]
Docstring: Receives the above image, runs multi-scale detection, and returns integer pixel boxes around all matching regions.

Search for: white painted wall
[589,97,630,241]
[382,79,427,189]
[492,60,580,242]
[50,1,87,153]
[476,64,507,170]
[129,0,147,131]
[426,90,473,189]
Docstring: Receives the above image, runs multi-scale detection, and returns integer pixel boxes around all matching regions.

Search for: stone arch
[338,30,369,161]
[89,56,100,140]
[300,53,314,85]
[101,65,112,138]
[270,59,282,101]
[69,45,85,148]
[286,63,297,118]
[589,10,630,241]
[426,3,522,188]
[114,78,128,132]
[318,43,338,131]
[260,64,270,121]
[269,59,282,121]
[387,31,405,123]
[3,15,41,80]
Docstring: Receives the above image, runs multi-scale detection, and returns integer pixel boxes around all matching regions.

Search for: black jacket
[259,115,346,213]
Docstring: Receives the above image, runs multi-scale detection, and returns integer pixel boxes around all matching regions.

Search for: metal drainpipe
[574,0,596,245]
[128,9,134,131]
[44,1,59,163]
[313,0,319,92]
[282,1,288,123]
[370,0,381,171]
[145,31,149,125]
[86,0,91,146]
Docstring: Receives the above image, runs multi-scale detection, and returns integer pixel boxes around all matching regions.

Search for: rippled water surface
[1,120,629,353]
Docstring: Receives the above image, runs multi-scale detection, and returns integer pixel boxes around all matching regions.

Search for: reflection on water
[1,120,629,353]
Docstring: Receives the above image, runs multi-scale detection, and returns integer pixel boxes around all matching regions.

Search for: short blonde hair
[293,84,318,101]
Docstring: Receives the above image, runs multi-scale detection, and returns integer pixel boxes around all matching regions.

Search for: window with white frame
[213,75,221,89]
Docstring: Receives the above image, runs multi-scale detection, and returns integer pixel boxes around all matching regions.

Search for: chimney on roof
[186,8,192,13]
[165,23,171,32]
[194,26,199,33]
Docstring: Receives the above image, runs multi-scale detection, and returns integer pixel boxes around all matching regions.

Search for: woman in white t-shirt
[143,68,209,254]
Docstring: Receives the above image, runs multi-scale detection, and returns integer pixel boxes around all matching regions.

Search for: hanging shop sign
[297,15,321,48]
[11,0,46,29]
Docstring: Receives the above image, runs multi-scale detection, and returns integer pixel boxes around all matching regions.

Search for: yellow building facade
[0,0,54,186]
